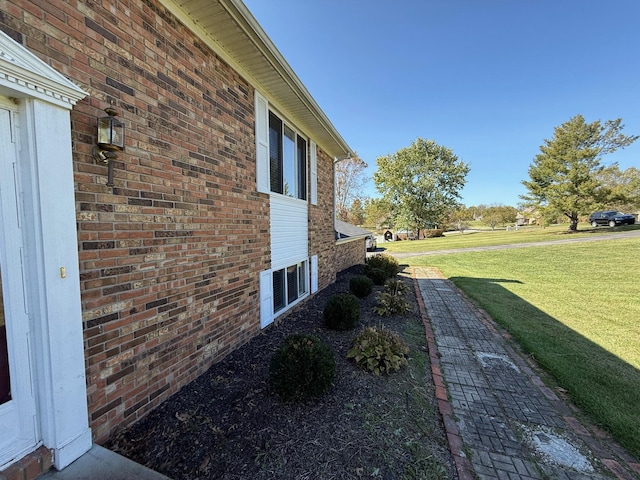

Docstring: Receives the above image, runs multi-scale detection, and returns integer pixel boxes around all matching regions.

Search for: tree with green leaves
[481,205,518,230]
[374,138,469,238]
[363,197,393,230]
[348,198,365,225]
[467,204,487,221]
[594,165,640,213]
[521,115,638,231]
[447,204,472,233]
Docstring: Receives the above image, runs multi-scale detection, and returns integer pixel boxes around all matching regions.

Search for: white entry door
[0,103,39,468]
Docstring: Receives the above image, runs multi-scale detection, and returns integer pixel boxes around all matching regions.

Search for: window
[272,268,285,313]
[297,136,307,200]
[286,265,298,304]
[273,261,308,314]
[269,111,307,199]
[256,91,314,199]
[269,112,283,194]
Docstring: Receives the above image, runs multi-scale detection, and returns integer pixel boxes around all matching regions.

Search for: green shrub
[374,292,410,316]
[324,293,360,330]
[347,327,409,375]
[424,229,444,238]
[384,278,410,296]
[373,279,411,316]
[365,254,399,281]
[365,267,387,286]
[349,275,374,298]
[269,334,336,402]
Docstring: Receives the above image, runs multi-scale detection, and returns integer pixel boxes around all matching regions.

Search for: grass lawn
[398,235,640,458]
[381,223,640,254]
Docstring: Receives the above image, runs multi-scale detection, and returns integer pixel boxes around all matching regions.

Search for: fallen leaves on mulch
[107,265,456,480]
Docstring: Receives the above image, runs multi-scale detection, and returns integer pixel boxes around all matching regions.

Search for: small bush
[384,278,410,296]
[324,293,360,330]
[347,327,409,375]
[365,254,399,281]
[269,334,336,402]
[374,292,411,316]
[373,279,411,316]
[424,229,444,238]
[365,267,387,286]
[349,275,374,298]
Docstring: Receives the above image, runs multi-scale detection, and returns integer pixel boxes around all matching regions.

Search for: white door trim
[0,31,91,470]
[0,100,39,469]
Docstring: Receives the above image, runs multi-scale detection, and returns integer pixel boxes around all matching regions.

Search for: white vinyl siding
[255,91,313,326]
[270,195,308,269]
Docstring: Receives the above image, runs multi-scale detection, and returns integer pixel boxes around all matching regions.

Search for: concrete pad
[39,445,171,480]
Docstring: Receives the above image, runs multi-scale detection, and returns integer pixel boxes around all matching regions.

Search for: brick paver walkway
[412,266,640,480]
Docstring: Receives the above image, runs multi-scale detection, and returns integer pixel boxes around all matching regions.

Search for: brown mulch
[107,265,456,480]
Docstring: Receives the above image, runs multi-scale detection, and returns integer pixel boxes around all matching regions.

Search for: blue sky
[242,0,640,208]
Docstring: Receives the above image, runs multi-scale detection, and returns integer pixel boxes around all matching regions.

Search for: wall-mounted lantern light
[92,107,124,187]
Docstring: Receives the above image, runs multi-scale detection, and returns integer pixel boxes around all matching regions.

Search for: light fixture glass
[97,107,124,151]
[93,107,124,187]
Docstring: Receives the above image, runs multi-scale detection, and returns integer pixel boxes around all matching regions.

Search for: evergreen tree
[521,115,638,231]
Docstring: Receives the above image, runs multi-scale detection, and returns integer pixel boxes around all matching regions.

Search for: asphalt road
[380,229,640,259]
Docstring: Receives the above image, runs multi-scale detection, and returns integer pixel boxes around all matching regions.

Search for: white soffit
[163,0,353,159]
[0,30,87,108]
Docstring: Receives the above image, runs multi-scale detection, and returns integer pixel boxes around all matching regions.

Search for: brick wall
[0,447,52,480]
[309,148,337,290]
[0,0,336,443]
[1,0,337,443]
[335,240,366,273]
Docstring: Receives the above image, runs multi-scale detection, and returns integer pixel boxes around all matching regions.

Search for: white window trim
[254,90,269,194]
[255,91,316,203]
[260,258,311,328]
[310,141,317,205]
[311,255,318,293]
[259,270,273,328]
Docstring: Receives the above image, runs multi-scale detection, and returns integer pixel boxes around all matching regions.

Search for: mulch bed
[107,265,456,480]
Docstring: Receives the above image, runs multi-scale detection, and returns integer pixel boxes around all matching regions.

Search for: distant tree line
[336,117,640,233]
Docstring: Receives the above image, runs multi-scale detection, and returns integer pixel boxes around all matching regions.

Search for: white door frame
[0,99,39,468]
[0,30,91,470]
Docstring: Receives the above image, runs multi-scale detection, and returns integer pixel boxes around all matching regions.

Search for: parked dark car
[588,210,636,227]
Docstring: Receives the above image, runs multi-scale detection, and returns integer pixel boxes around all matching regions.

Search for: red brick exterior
[0,447,52,480]
[309,148,338,290]
[1,0,338,444]
[335,240,366,273]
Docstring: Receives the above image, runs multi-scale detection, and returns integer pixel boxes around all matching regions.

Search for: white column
[22,99,92,469]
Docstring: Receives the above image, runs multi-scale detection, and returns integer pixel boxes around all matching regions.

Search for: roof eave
[159,0,353,159]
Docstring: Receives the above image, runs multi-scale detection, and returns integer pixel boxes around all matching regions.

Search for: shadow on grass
[448,275,640,460]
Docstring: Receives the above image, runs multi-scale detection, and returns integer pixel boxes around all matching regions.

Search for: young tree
[335,154,368,221]
[448,204,472,233]
[348,198,365,225]
[481,209,502,230]
[363,197,393,230]
[374,138,469,238]
[481,205,518,230]
[521,115,638,231]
